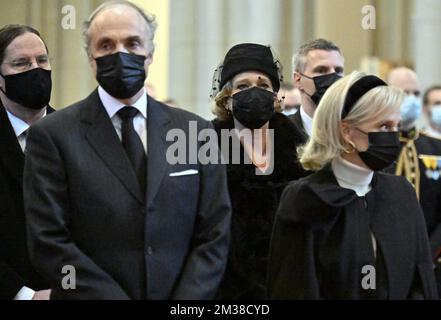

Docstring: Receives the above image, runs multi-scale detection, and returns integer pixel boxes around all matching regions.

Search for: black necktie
[118,106,147,194]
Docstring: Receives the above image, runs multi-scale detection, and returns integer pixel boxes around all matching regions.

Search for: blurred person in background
[423,85,441,140]
[387,67,441,292]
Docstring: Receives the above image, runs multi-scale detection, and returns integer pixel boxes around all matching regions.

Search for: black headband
[341,75,387,119]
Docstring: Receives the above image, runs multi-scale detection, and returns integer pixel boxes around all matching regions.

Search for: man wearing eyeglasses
[0,24,54,300]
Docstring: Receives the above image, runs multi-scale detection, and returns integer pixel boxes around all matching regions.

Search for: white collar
[5,108,47,138]
[98,86,147,119]
[300,105,313,136]
[282,108,298,116]
[423,126,441,140]
[331,156,373,196]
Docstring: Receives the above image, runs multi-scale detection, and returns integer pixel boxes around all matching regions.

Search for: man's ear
[294,72,302,91]
[88,54,98,78]
[146,53,154,66]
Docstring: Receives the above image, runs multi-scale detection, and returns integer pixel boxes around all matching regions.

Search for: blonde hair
[299,71,404,171]
[211,81,283,121]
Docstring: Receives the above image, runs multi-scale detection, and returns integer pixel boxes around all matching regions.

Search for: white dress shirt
[6,109,47,300]
[282,108,298,117]
[98,86,148,153]
[6,109,48,152]
[299,106,313,137]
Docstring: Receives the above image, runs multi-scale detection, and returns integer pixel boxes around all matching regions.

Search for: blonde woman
[268,72,438,299]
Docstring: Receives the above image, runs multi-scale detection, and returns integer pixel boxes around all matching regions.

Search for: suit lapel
[146,97,171,208]
[82,90,144,204]
[0,101,24,186]
[292,110,308,144]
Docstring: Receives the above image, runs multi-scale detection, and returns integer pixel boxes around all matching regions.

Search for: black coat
[0,102,53,299]
[268,165,438,299]
[212,113,299,299]
[23,90,231,300]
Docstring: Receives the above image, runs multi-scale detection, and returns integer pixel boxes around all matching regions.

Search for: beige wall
[0,0,417,116]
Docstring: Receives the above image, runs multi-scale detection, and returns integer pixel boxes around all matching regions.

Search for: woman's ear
[340,121,353,144]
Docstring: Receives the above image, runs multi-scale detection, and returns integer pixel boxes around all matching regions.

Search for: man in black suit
[289,39,345,178]
[289,39,345,139]
[23,1,231,300]
[0,25,53,300]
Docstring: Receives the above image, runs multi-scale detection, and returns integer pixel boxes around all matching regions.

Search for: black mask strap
[341,75,387,119]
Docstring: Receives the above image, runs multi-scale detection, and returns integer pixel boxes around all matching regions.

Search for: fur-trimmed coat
[212,113,300,299]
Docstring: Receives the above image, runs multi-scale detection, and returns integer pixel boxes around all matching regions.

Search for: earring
[344,141,356,154]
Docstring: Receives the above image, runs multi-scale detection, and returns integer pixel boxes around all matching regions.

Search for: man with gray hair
[289,38,345,177]
[23,0,231,300]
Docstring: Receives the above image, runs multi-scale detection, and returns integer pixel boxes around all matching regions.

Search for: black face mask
[232,87,275,129]
[301,72,342,105]
[0,68,52,110]
[95,52,146,99]
[355,129,401,171]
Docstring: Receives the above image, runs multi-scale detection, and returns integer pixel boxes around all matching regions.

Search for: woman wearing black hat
[268,71,438,299]
[210,43,300,299]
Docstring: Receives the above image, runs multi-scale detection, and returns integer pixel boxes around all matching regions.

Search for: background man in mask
[23,0,231,300]
[290,38,345,177]
[0,24,53,300]
[387,67,441,292]
[423,85,441,140]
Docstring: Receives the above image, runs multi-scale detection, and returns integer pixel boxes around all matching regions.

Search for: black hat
[219,43,281,92]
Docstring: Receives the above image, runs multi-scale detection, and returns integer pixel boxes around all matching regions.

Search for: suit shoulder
[158,101,211,128]
[30,100,85,134]
[376,171,416,195]
[419,131,441,143]
[416,133,441,153]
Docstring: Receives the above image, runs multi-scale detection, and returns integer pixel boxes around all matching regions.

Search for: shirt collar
[5,109,47,138]
[282,108,298,117]
[331,156,373,189]
[300,105,313,136]
[98,86,148,119]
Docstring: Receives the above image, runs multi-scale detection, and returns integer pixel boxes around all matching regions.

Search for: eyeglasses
[2,56,52,72]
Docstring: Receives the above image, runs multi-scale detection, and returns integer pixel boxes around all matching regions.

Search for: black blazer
[0,102,53,299]
[23,90,231,300]
[268,165,438,299]
[288,110,311,179]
